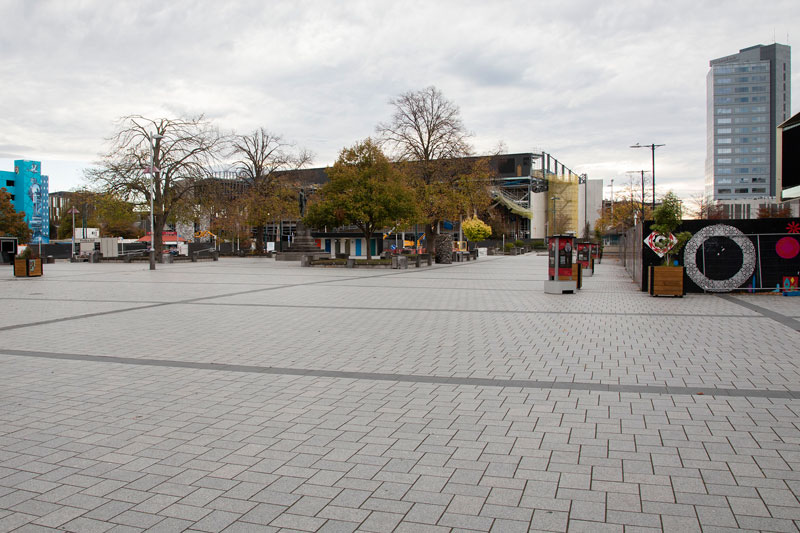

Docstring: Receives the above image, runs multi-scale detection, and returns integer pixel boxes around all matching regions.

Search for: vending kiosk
[544,235,578,294]
[576,241,593,277]
[591,243,601,264]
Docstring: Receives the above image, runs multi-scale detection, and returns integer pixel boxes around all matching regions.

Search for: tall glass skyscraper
[706,44,791,201]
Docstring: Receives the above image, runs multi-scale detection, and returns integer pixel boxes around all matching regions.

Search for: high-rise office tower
[706,44,791,201]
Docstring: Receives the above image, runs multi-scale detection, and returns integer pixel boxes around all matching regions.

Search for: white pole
[71,211,75,258]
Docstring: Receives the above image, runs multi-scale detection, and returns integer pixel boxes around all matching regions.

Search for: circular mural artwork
[776,236,800,259]
[684,224,756,292]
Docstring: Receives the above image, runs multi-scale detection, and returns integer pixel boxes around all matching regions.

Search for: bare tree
[228,128,312,251]
[376,86,489,256]
[87,115,223,254]
[377,86,472,162]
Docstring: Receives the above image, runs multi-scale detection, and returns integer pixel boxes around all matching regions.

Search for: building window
[717,128,731,134]
[716,97,733,104]
[718,138,732,144]
[716,118,731,124]
[5,180,13,187]
[718,189,732,194]
[752,188,766,193]
[717,158,732,164]
[735,97,749,103]
[9,194,14,201]
[718,168,732,174]
[497,158,515,174]
[751,86,766,92]
[718,178,732,184]
[717,148,732,154]
[734,188,749,194]
[716,107,732,114]
[734,87,749,93]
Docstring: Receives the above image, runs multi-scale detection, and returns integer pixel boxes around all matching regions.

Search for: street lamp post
[67,207,79,259]
[630,142,664,211]
[147,132,163,271]
[578,174,587,238]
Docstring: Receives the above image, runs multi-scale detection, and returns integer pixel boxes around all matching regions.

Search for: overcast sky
[1,0,798,200]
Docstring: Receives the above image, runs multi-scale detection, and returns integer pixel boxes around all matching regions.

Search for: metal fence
[622,223,643,287]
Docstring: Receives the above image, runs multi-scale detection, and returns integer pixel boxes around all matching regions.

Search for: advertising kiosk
[576,241,593,277]
[544,235,578,294]
[591,243,601,264]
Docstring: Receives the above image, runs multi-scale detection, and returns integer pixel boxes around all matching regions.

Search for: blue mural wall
[0,160,50,243]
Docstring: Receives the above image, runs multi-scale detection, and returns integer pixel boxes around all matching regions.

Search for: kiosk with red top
[591,242,601,264]
[544,235,578,294]
[576,241,593,277]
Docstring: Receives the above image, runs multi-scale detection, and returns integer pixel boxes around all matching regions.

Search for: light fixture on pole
[67,206,79,259]
[630,142,664,211]
[578,174,587,237]
[146,132,163,271]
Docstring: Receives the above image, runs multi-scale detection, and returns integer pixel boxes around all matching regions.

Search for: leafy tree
[376,86,491,255]
[461,216,492,241]
[94,193,142,238]
[651,191,692,266]
[87,115,223,253]
[228,128,312,251]
[0,187,32,241]
[304,139,416,259]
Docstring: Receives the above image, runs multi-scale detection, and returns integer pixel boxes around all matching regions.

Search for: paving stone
[2,258,800,533]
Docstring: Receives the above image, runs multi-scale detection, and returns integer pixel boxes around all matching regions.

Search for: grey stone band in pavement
[2,347,797,399]
[718,293,800,331]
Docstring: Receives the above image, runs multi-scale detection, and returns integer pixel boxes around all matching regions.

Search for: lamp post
[147,132,163,270]
[67,207,79,259]
[578,174,587,238]
[630,142,664,211]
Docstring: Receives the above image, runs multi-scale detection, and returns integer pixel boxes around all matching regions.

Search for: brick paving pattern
[1,254,799,532]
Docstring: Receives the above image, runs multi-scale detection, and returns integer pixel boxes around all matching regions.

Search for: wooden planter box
[649,265,683,297]
[13,258,43,277]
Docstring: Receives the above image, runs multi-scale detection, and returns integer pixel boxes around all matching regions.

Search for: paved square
[1,254,799,532]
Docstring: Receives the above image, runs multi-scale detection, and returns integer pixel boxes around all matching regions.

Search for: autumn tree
[94,193,142,238]
[87,115,223,254]
[0,188,32,241]
[56,190,98,240]
[228,128,312,251]
[686,194,725,219]
[304,139,416,260]
[757,203,792,218]
[376,86,491,255]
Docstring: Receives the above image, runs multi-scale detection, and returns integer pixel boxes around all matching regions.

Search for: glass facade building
[706,44,791,201]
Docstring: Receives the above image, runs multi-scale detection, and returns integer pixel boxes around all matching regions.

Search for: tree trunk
[425,222,437,256]
[153,213,164,254]
[255,225,265,252]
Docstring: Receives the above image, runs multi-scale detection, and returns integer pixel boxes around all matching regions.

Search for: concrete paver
[1,254,799,531]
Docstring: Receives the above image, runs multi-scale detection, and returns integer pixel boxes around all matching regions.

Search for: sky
[1,0,798,201]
